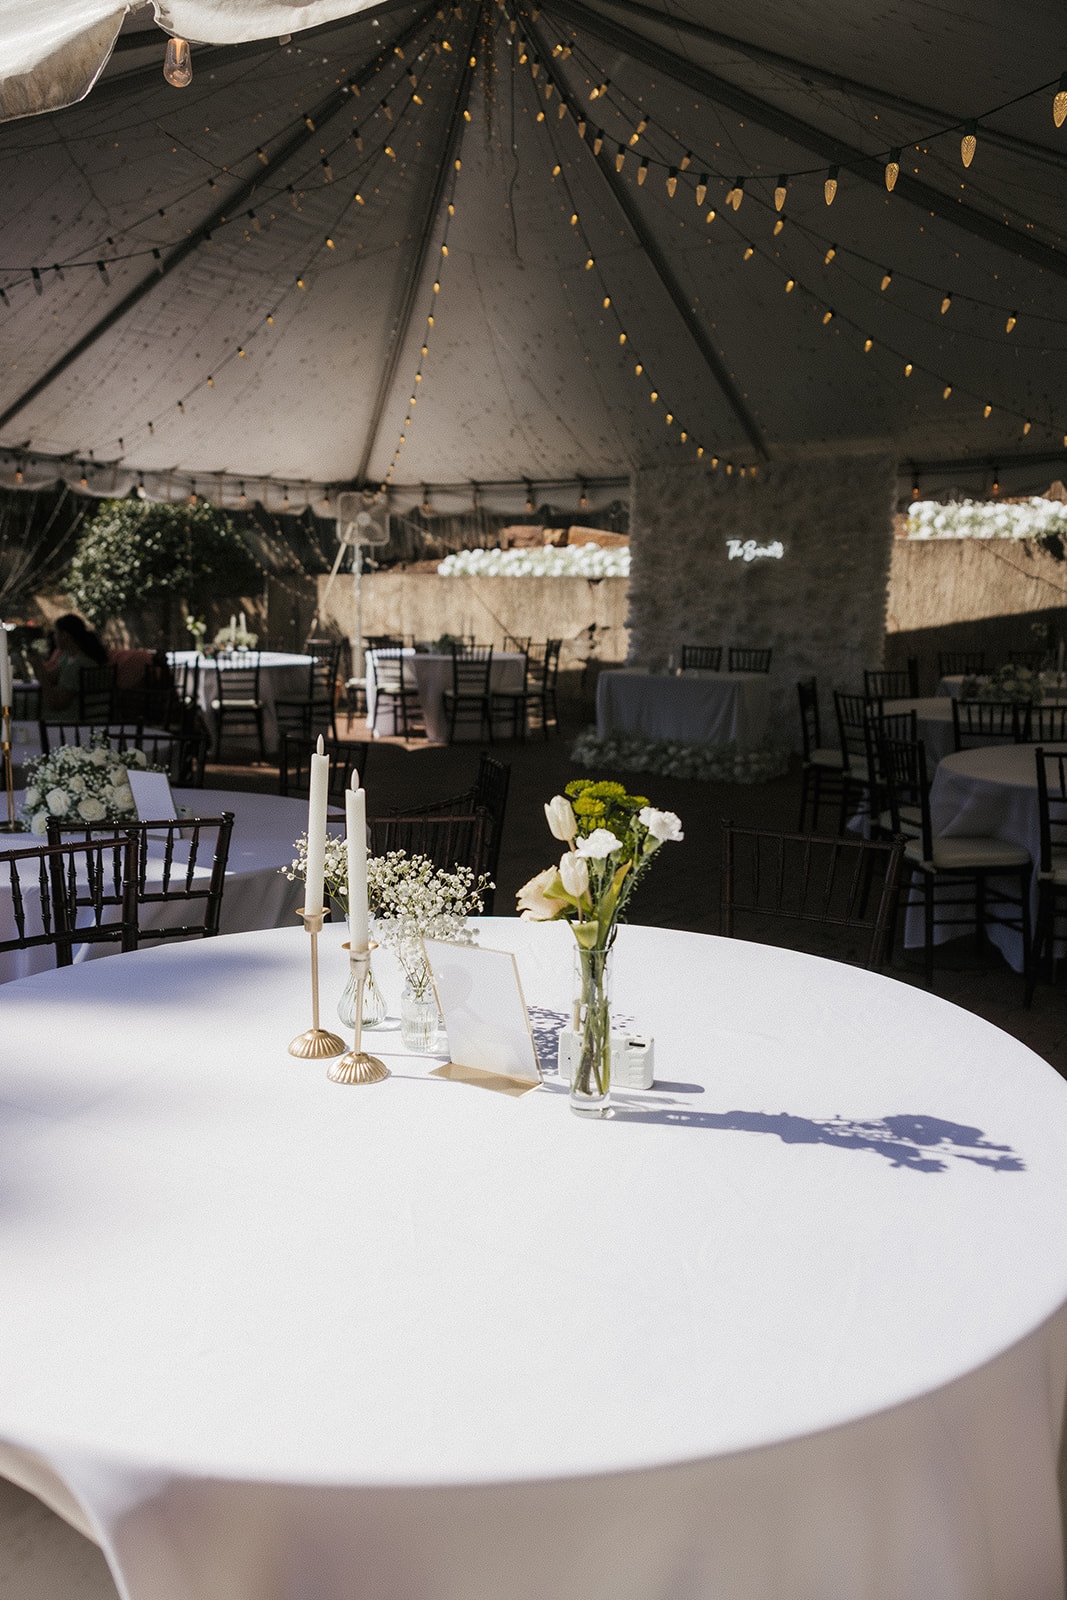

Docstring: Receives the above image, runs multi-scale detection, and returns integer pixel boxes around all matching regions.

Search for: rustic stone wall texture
[629,455,897,745]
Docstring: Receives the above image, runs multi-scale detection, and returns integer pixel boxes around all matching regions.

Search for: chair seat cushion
[905,836,1031,871]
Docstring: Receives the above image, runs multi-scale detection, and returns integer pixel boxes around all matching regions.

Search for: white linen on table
[2,919,1067,1600]
[596,669,771,749]
[366,650,526,741]
[0,786,309,983]
[905,743,1067,971]
[883,696,957,764]
[167,651,313,755]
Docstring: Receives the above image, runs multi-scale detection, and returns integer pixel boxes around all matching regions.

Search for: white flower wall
[628,455,897,748]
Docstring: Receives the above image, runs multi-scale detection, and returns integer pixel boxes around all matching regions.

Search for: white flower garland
[569,728,788,784]
[907,498,1067,542]
[438,544,629,578]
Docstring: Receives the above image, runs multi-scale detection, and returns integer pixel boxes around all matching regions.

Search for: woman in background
[33,613,109,720]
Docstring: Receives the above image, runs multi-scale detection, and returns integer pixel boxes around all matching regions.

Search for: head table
[2,920,1067,1600]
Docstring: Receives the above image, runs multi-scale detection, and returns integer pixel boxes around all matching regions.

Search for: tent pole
[546,0,1067,285]
[354,7,483,485]
[0,2,439,441]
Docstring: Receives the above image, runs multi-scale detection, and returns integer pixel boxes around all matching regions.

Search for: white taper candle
[304,733,329,916]
[0,627,11,709]
[345,770,369,952]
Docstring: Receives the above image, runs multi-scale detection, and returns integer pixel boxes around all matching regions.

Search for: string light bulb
[1024,419,1032,434]
[773,218,784,235]
[864,337,873,352]
[163,36,192,87]
[1055,72,1067,127]
[961,119,977,167]
[824,244,836,264]
[904,362,913,376]
[727,178,744,210]
[941,293,951,314]
[593,130,603,154]
[696,174,707,206]
[822,308,834,324]
[680,152,692,171]
[774,175,787,211]
[984,403,992,417]
[943,384,952,399]
[628,116,647,146]
[666,167,677,197]
[742,247,753,260]
[615,146,625,172]
[637,159,647,186]
[880,271,892,291]
[1005,311,1017,333]
[785,278,795,292]
[824,165,838,205]
[885,148,900,191]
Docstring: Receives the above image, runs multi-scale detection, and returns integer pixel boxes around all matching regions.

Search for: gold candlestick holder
[328,942,390,1084]
[289,908,346,1059]
[0,705,19,833]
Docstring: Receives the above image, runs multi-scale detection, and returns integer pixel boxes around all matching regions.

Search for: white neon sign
[726,538,785,562]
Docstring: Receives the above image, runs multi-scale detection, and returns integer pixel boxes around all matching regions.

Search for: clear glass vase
[570,942,613,1118]
[400,977,442,1052]
[337,954,387,1029]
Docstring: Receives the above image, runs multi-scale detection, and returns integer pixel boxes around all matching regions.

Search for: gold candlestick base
[289,907,346,1059]
[329,941,389,1085]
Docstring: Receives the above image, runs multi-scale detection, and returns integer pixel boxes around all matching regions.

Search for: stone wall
[628,455,897,744]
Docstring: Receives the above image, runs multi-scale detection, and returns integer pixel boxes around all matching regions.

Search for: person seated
[32,613,110,721]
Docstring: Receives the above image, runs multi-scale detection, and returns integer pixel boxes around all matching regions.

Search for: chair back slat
[951,698,1026,750]
[1024,705,1067,744]
[728,646,772,674]
[368,812,490,879]
[1035,748,1067,874]
[863,658,919,700]
[681,645,722,672]
[1,833,141,963]
[938,651,985,678]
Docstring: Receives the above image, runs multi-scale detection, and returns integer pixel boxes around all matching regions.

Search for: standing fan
[317,492,391,679]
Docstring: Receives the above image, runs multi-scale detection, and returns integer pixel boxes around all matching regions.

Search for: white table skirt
[905,743,1067,971]
[2,920,1067,1600]
[365,650,526,741]
[0,786,309,983]
[168,651,313,755]
[596,670,771,749]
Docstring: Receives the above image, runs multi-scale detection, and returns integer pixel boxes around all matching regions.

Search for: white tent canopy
[0,0,1062,511]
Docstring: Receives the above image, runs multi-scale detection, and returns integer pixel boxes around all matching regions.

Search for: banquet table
[167,650,313,755]
[365,648,526,741]
[596,669,771,749]
[884,695,957,764]
[911,742,1067,971]
[0,786,309,983]
[3,918,1067,1600]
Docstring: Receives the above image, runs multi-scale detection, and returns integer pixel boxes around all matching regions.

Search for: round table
[2,920,1067,1600]
[884,695,957,764]
[0,787,309,983]
[596,669,771,750]
[167,650,313,754]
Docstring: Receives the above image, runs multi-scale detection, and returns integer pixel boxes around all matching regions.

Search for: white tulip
[575,827,622,859]
[559,851,589,900]
[544,795,577,841]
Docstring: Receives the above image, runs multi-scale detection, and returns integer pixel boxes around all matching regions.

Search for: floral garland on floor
[569,727,789,784]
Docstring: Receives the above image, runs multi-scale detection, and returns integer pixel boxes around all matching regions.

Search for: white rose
[78,797,107,822]
[127,750,147,768]
[575,827,622,860]
[544,795,577,841]
[89,749,107,767]
[558,851,589,900]
[68,774,86,793]
[30,811,48,835]
[46,788,70,816]
[24,786,40,807]
[112,785,135,812]
[639,806,684,843]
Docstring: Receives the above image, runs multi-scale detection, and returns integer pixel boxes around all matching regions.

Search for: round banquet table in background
[596,669,771,750]
[883,695,958,765]
[909,742,1067,972]
[365,648,527,741]
[2,920,1067,1600]
[167,650,313,755]
[0,786,309,983]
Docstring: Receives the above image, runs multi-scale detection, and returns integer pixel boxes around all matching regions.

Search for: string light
[696,174,707,206]
[822,308,834,324]
[824,244,836,264]
[864,337,873,352]
[984,403,992,417]
[637,159,647,186]
[880,271,892,292]
[785,278,795,292]
[941,293,951,314]
[615,146,625,172]
[666,167,677,197]
[163,37,192,88]
[885,149,900,191]
[1005,311,1017,333]
[961,119,977,166]
[593,130,603,154]
[824,165,838,205]
[904,362,913,376]
[774,175,787,211]
[773,218,784,235]
[727,178,744,210]
[628,117,647,146]
[943,385,952,399]
[1024,419,1032,434]
[1056,73,1067,127]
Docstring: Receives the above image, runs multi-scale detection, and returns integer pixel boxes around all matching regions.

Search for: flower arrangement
[517,781,682,1111]
[283,838,490,998]
[907,497,1067,547]
[438,544,629,578]
[570,727,788,784]
[961,664,1043,704]
[21,738,161,834]
[213,625,258,651]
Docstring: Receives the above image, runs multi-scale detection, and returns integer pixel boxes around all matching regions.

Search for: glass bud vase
[570,942,613,1118]
[400,978,442,1052]
[337,954,387,1029]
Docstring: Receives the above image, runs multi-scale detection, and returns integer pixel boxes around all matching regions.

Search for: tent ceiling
[0,0,1062,509]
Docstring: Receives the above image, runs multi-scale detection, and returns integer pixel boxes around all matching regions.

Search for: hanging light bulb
[619,331,626,344]
[774,175,787,211]
[635,363,643,375]
[680,152,692,171]
[727,177,744,210]
[943,384,952,399]
[650,390,658,403]
[785,278,794,292]
[773,218,784,235]
[992,468,1000,494]
[603,296,611,308]
[696,174,707,206]
[824,165,838,205]
[824,243,836,264]
[941,293,951,314]
[593,129,604,154]
[961,119,977,167]
[628,117,647,147]
[637,160,648,186]
[577,117,587,138]
[742,247,753,260]
[904,362,913,376]
[822,308,834,324]
[163,36,192,87]
[885,148,900,191]
[864,338,873,352]
[984,403,992,417]
[1024,419,1032,434]
[666,167,677,197]
[1055,73,1067,127]
[911,473,920,499]
[96,260,110,286]
[880,271,892,292]
[1005,310,1017,333]
[615,146,626,172]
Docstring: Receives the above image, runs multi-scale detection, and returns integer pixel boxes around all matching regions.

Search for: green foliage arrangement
[67,498,259,632]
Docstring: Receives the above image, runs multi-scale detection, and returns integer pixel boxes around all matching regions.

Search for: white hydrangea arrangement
[961,663,1043,705]
[907,498,1067,542]
[22,738,159,835]
[438,543,630,578]
[570,728,788,784]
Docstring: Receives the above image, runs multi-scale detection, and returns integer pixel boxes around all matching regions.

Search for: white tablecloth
[909,743,1067,971]
[168,650,313,754]
[938,674,1067,702]
[0,786,309,983]
[596,670,771,749]
[884,696,957,764]
[2,919,1067,1600]
[365,650,526,741]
